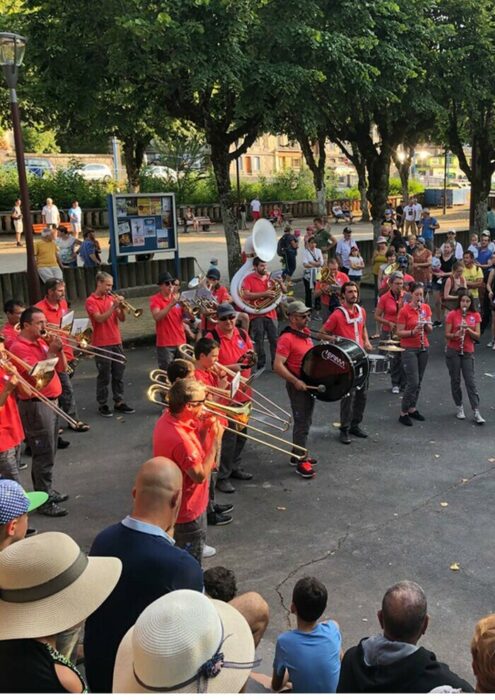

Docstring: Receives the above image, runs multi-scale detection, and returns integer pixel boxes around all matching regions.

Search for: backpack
[277,234,290,257]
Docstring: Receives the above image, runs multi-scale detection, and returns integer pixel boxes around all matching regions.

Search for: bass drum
[301,339,370,402]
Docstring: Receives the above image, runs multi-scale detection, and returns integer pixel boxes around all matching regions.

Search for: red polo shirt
[152,411,208,524]
[276,328,313,377]
[85,293,122,347]
[35,298,75,365]
[241,272,277,320]
[206,327,253,401]
[0,375,24,450]
[446,309,480,354]
[10,335,62,399]
[398,302,432,349]
[149,292,186,347]
[194,367,220,388]
[323,305,367,348]
[376,290,405,332]
[0,323,19,350]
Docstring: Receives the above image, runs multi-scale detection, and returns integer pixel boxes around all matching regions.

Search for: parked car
[142,164,178,180]
[74,163,113,181]
[4,157,55,177]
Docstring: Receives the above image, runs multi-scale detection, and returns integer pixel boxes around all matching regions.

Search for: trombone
[147,384,307,460]
[41,325,127,364]
[0,345,80,429]
[149,370,289,432]
[108,292,143,318]
[178,344,292,430]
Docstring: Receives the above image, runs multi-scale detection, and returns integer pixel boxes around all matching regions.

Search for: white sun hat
[0,531,122,640]
[113,589,256,693]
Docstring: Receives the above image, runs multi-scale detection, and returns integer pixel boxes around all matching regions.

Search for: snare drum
[301,338,370,402]
[368,353,390,374]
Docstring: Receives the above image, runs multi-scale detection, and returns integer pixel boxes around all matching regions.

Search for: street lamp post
[0,32,41,303]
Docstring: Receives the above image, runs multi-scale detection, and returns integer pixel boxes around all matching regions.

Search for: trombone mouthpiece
[317,384,326,393]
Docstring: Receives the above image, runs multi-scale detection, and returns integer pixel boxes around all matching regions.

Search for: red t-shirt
[241,272,277,320]
[149,292,186,347]
[315,271,349,307]
[323,305,367,348]
[376,290,405,332]
[0,375,24,450]
[1,323,19,350]
[276,328,313,377]
[35,298,75,365]
[10,335,62,399]
[397,302,432,349]
[446,309,480,354]
[205,327,253,401]
[194,367,220,388]
[85,293,122,347]
[152,411,208,523]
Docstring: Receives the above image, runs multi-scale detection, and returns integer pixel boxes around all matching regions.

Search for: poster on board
[110,192,178,256]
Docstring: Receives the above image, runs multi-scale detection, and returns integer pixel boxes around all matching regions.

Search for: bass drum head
[301,342,358,402]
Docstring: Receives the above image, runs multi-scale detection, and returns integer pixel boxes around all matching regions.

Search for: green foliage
[21,125,60,153]
[0,166,113,210]
[388,178,424,196]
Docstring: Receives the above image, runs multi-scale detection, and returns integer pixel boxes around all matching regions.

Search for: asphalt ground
[19,286,495,684]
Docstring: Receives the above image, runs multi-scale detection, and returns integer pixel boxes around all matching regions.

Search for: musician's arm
[467,321,480,340]
[362,325,373,352]
[273,353,307,392]
[445,320,456,340]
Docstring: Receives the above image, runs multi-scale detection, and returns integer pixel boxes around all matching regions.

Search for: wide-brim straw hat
[113,589,255,693]
[0,531,121,640]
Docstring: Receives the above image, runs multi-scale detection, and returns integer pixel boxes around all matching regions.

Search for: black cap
[343,226,352,234]
[157,271,174,285]
[206,268,220,280]
[216,303,237,319]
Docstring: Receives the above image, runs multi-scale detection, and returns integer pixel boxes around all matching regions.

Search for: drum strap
[337,305,363,345]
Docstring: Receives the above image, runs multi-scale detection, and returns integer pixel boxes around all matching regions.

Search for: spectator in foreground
[272,576,341,693]
[56,226,79,268]
[337,580,473,693]
[0,531,121,693]
[113,589,257,693]
[471,613,495,692]
[0,479,48,550]
[204,565,238,602]
[34,227,63,283]
[78,228,101,267]
[84,457,203,693]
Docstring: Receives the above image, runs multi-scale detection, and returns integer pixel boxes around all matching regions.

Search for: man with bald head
[83,457,203,693]
[337,580,472,693]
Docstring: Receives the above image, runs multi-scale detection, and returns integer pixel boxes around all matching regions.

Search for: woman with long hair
[445,291,485,423]
[431,240,456,326]
[442,260,466,313]
[396,282,432,426]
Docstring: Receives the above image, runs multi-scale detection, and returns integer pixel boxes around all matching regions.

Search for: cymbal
[380,338,399,344]
[378,345,404,353]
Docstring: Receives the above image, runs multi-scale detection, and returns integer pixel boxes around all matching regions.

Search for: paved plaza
[18,285,495,684]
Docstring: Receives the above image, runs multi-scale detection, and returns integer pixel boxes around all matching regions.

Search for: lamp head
[0,33,27,89]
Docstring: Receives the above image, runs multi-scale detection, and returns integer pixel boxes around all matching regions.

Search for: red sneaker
[296,460,316,479]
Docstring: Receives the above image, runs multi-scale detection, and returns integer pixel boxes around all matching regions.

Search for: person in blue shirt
[419,209,439,251]
[272,576,342,693]
[78,228,101,267]
[83,457,203,692]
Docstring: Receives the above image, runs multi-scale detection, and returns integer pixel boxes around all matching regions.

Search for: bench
[33,222,72,235]
[182,216,212,233]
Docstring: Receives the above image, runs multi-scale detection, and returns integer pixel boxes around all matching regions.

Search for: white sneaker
[392,386,400,394]
[474,409,486,424]
[203,544,217,558]
[456,405,466,420]
[487,341,493,348]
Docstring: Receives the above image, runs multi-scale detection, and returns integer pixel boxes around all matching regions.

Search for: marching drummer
[273,300,317,479]
[319,282,372,445]
[374,271,407,394]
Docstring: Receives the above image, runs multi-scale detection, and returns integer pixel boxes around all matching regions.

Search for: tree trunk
[366,148,392,239]
[398,162,410,203]
[122,138,147,193]
[210,142,242,278]
[315,179,326,218]
[469,133,494,234]
[356,161,369,222]
[297,131,327,216]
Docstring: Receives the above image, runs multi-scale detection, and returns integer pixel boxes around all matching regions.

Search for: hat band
[0,549,88,603]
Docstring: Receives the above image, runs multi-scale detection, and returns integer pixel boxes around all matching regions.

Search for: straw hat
[113,589,255,693]
[0,531,121,640]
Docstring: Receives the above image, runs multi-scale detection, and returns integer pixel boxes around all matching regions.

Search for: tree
[392,143,415,204]
[21,125,59,153]
[433,0,495,233]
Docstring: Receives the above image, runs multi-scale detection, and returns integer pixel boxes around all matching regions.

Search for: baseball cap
[397,255,409,267]
[206,268,220,280]
[217,303,237,319]
[0,479,48,525]
[343,226,352,234]
[447,229,456,235]
[417,236,426,244]
[157,271,174,285]
[377,236,388,244]
[287,300,311,315]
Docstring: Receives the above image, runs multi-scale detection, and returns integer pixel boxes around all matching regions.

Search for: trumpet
[0,343,80,428]
[147,384,306,459]
[40,325,126,364]
[178,344,292,430]
[108,292,143,318]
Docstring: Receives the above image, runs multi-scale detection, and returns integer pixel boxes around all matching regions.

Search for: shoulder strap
[210,329,220,343]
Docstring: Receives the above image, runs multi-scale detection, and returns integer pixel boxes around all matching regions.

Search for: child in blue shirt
[272,576,342,693]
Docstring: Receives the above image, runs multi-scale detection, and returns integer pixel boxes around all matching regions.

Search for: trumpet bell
[383,262,400,276]
[188,276,203,289]
[133,308,143,318]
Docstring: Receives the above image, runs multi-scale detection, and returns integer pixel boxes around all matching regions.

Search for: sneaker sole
[296,469,315,479]
[215,505,234,515]
[98,411,114,418]
[208,518,233,526]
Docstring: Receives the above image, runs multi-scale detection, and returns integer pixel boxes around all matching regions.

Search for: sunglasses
[220,315,236,321]
[162,281,173,286]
